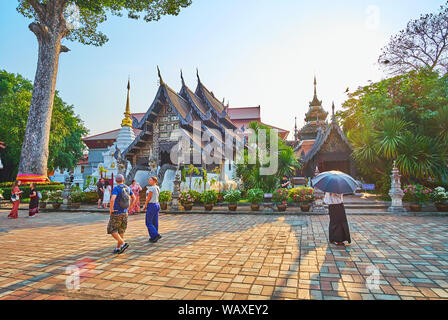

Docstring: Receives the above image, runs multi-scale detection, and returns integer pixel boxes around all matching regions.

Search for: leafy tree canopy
[0,70,88,182]
[17,0,192,47]
[235,122,301,193]
[338,68,448,193]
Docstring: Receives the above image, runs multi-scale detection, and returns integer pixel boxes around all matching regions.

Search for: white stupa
[89,80,136,185]
[117,80,136,152]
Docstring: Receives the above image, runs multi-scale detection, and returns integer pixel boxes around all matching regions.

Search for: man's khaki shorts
[107,213,128,234]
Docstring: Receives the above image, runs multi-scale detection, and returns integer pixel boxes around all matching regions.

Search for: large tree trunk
[17,0,69,180]
[18,34,62,178]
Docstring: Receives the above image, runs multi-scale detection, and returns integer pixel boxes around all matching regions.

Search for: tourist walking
[8,180,22,219]
[108,174,136,254]
[97,178,105,208]
[102,180,111,209]
[129,180,142,214]
[28,183,39,217]
[143,176,162,243]
[324,192,351,246]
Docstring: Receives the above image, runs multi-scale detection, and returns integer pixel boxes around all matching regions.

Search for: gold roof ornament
[121,79,133,127]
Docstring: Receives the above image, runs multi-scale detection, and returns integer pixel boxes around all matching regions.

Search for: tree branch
[27,0,45,22]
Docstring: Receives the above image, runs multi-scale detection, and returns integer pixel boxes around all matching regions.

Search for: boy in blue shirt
[108,174,136,254]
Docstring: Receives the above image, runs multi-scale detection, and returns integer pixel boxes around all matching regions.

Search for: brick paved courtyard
[0,210,447,300]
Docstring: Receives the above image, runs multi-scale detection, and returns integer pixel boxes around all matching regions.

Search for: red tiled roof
[227,106,261,121]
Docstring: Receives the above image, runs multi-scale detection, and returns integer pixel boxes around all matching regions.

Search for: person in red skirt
[8,180,22,219]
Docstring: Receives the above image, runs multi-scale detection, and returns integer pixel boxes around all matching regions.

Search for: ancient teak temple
[121,68,239,184]
[294,77,356,178]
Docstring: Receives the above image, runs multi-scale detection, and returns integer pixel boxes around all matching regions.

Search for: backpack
[117,185,131,209]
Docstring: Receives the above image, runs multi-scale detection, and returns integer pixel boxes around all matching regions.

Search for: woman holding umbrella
[312,171,357,246]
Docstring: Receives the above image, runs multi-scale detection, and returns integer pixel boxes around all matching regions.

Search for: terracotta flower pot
[277,204,287,212]
[300,203,311,212]
[435,203,448,212]
[70,203,81,209]
[250,203,260,211]
[39,202,47,209]
[409,203,422,212]
[52,203,62,209]
[160,203,168,210]
[182,203,193,211]
[204,204,214,211]
[228,203,238,211]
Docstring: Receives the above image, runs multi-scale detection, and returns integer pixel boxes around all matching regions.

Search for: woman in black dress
[29,183,39,217]
[324,192,351,246]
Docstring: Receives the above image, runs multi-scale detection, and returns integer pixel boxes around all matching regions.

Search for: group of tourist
[7,180,40,219]
[96,178,142,214]
[7,173,349,251]
[107,174,162,254]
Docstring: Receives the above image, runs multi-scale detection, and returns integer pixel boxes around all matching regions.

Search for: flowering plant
[179,191,194,205]
[187,190,202,204]
[431,187,448,204]
[403,184,432,204]
[272,188,289,204]
[0,188,3,200]
[289,187,314,203]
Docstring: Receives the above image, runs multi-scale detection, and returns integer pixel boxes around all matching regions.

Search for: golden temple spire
[121,78,133,127]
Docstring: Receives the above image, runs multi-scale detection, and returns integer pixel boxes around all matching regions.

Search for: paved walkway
[0,210,447,300]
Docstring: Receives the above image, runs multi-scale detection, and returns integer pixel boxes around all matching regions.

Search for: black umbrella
[312,171,359,194]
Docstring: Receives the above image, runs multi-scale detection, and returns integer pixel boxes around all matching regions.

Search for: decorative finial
[314,75,317,98]
[332,101,335,117]
[196,68,201,83]
[157,66,164,85]
[121,78,133,127]
[180,69,185,86]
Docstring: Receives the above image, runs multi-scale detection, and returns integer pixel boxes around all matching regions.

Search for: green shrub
[159,190,172,203]
[81,192,99,203]
[70,190,84,203]
[201,190,218,204]
[223,190,241,204]
[247,188,264,204]
[0,184,64,200]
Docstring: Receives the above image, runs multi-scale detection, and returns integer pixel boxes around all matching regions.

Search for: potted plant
[188,190,202,205]
[247,188,264,211]
[48,190,63,209]
[273,188,289,212]
[39,190,49,208]
[201,190,218,211]
[159,191,172,210]
[290,187,314,212]
[403,184,432,212]
[224,190,241,211]
[70,191,83,209]
[179,191,194,211]
[431,187,448,212]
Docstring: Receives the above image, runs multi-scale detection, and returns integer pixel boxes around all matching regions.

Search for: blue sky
[0,0,445,137]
